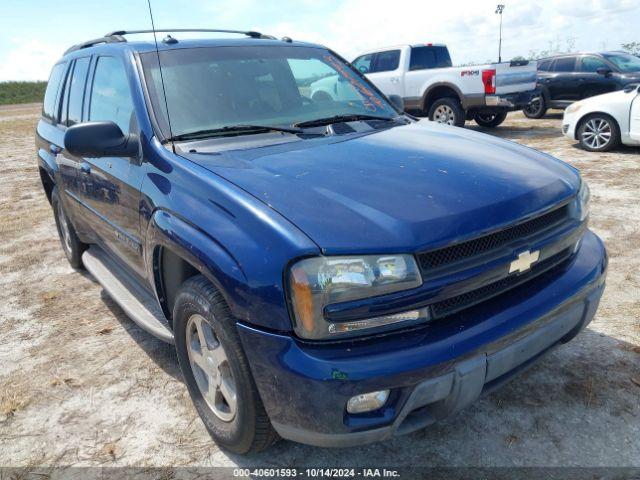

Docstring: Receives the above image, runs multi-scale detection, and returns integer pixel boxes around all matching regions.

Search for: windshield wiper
[294,114,398,128]
[166,124,304,142]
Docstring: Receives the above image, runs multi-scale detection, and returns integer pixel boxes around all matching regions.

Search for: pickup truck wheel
[173,275,279,453]
[428,97,465,127]
[523,96,547,119]
[577,114,621,152]
[51,187,86,269]
[473,111,508,128]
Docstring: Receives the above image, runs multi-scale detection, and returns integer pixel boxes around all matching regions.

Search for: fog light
[347,390,390,414]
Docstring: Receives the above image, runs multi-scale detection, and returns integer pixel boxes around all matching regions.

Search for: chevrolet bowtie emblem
[509,249,540,274]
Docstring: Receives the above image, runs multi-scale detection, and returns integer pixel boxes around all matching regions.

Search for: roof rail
[64,29,275,55]
[105,28,274,39]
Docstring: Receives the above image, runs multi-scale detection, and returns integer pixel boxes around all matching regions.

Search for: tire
[473,111,508,128]
[523,95,547,119]
[428,97,465,127]
[577,114,621,152]
[173,275,279,454]
[51,187,86,269]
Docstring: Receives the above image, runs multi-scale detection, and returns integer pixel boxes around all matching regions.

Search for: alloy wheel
[186,313,237,422]
[581,118,612,150]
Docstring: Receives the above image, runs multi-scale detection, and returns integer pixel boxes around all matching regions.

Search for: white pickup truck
[310,43,539,128]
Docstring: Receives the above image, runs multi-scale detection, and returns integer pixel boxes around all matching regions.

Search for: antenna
[146,0,175,150]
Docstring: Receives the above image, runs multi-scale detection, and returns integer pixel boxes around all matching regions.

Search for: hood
[182,121,580,254]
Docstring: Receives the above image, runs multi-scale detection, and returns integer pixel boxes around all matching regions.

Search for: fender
[421,82,465,110]
[145,209,247,318]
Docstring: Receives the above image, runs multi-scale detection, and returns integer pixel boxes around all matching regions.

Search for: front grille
[418,205,569,270]
[431,246,574,319]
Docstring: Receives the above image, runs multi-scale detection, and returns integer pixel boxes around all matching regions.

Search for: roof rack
[64,29,275,55]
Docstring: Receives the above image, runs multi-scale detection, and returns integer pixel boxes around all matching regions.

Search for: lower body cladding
[237,231,607,447]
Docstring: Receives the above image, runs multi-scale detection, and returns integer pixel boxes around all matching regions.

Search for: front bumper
[562,111,578,139]
[238,230,607,447]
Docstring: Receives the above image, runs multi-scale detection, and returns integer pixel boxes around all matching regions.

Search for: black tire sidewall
[173,277,263,454]
[577,114,621,152]
[474,111,508,127]
[51,187,85,269]
[428,97,465,127]
[523,96,547,119]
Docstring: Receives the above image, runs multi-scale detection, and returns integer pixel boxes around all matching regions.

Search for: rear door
[364,49,403,97]
[577,55,619,99]
[403,45,453,98]
[545,56,579,103]
[53,57,93,229]
[77,55,146,277]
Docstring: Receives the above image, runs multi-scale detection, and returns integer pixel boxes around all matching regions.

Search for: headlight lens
[565,102,582,114]
[289,254,424,339]
[578,180,590,221]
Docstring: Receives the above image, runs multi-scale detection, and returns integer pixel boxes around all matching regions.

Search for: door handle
[80,163,92,175]
[50,144,61,155]
[390,77,400,84]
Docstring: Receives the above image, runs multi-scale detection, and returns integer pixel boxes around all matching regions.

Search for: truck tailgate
[495,61,537,95]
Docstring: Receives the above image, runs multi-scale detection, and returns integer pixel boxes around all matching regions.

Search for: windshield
[602,53,640,73]
[141,45,398,139]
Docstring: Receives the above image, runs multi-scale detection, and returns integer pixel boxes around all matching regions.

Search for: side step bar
[82,247,175,344]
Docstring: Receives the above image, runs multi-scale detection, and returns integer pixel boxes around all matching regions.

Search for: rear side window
[372,50,400,73]
[42,62,66,122]
[579,56,608,73]
[89,56,135,134]
[409,46,452,71]
[553,57,577,72]
[67,57,91,126]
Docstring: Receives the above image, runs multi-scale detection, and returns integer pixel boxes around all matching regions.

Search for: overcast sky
[1,0,639,81]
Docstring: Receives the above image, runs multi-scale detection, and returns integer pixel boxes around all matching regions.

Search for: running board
[82,247,175,344]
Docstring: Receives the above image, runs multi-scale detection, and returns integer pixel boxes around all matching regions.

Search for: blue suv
[36,29,607,453]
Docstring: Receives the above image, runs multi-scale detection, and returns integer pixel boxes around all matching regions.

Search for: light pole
[496,4,505,63]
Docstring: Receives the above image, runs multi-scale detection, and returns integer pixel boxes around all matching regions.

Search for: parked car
[310,43,539,128]
[562,83,640,151]
[524,52,640,118]
[37,29,606,453]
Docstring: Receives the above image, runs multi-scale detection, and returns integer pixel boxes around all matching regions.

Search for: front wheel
[428,97,465,127]
[577,114,621,152]
[473,111,508,128]
[173,275,279,454]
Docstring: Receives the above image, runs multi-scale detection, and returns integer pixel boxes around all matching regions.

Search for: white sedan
[562,84,640,151]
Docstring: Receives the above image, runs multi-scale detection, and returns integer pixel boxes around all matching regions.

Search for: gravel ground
[0,105,639,469]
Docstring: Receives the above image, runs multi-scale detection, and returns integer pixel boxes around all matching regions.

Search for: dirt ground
[1,104,639,469]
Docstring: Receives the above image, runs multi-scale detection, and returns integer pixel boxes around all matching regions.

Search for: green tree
[621,42,640,56]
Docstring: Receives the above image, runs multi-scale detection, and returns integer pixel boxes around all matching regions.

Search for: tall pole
[496,4,505,63]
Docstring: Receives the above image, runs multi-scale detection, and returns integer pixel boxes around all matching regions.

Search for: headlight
[565,102,582,115]
[288,254,424,339]
[578,180,590,221]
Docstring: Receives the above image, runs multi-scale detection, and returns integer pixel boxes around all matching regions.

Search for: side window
[372,50,400,73]
[553,57,577,72]
[353,54,372,74]
[42,62,66,122]
[537,59,551,71]
[409,47,437,71]
[580,56,608,73]
[89,56,135,134]
[59,67,71,125]
[67,57,91,126]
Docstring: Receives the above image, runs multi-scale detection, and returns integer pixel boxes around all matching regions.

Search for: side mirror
[358,65,369,74]
[596,67,612,77]
[64,121,139,158]
[388,94,405,112]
